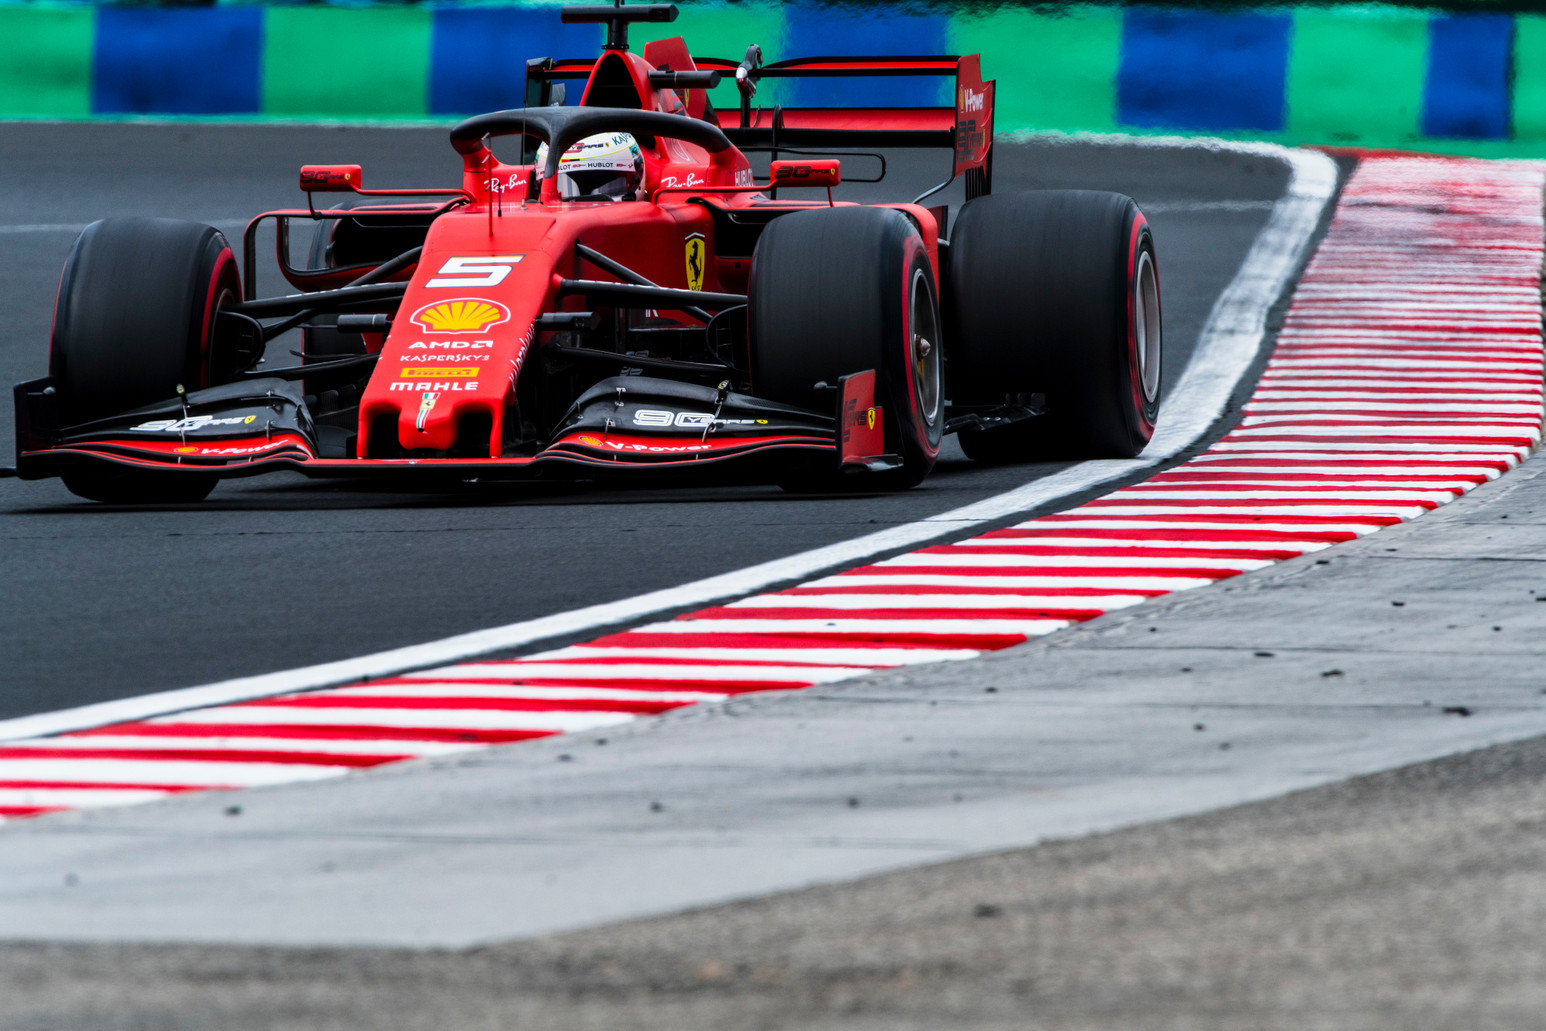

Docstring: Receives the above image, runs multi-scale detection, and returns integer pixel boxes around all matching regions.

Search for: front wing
[13,374,889,484]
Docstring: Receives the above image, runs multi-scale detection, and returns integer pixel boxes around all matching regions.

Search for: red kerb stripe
[687,605,1106,621]
[0,746,397,768]
[590,630,1025,649]
[0,779,210,793]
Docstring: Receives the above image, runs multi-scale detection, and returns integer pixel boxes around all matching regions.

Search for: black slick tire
[948,190,1162,462]
[49,217,239,503]
[749,206,944,491]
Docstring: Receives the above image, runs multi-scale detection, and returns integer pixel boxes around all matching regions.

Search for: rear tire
[749,207,944,491]
[49,217,240,502]
[948,190,1161,462]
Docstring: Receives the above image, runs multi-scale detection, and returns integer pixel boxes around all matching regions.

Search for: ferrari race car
[9,0,1162,503]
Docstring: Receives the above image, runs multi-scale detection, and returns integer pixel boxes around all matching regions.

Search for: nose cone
[406,388,447,444]
[393,369,486,451]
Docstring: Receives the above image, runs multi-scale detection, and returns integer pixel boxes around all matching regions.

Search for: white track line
[0,139,1340,745]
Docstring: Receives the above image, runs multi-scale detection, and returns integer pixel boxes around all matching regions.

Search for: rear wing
[525,52,994,185]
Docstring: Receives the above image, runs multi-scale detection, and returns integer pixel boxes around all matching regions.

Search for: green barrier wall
[2,2,1544,157]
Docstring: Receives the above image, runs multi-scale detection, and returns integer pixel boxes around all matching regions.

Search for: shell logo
[174,446,198,454]
[410,298,511,334]
[578,435,604,447]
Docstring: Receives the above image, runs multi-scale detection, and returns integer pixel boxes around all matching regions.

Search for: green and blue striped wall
[3,3,1545,153]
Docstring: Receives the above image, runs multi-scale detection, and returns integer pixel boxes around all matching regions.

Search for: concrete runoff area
[8,738,1546,1031]
[7,420,1546,1026]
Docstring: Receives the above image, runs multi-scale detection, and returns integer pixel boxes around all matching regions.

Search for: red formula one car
[10,0,1162,503]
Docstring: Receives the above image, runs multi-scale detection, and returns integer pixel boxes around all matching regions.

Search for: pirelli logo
[401,367,478,378]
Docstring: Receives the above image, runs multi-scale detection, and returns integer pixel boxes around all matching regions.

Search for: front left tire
[50,217,239,503]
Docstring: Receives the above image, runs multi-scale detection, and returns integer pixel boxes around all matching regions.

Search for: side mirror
[770,160,840,188]
[299,165,362,193]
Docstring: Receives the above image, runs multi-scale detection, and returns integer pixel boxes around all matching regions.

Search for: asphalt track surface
[0,125,1288,717]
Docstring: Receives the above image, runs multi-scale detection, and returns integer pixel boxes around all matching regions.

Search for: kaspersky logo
[410,298,511,334]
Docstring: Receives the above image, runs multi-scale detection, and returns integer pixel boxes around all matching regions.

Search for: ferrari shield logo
[416,391,440,432]
[684,234,706,292]
[866,408,877,430]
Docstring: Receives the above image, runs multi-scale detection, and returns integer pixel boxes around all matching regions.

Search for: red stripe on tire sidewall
[199,246,235,389]
[898,230,940,460]
[1125,211,1155,438]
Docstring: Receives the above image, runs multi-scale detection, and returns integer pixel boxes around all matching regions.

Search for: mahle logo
[410,298,511,334]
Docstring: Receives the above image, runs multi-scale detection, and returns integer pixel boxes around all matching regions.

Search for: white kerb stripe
[1063,510,1434,525]
[400,662,870,684]
[0,758,350,787]
[309,682,729,703]
[944,537,1333,554]
[6,736,478,758]
[163,706,640,733]
[1108,488,1461,502]
[0,788,178,808]
[811,574,1234,590]
[1017,518,1387,533]
[523,645,981,665]
[799,574,1224,590]
[732,594,1161,610]
[870,553,1274,570]
[658,618,1071,635]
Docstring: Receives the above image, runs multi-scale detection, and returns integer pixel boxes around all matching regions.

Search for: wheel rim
[1134,248,1161,405]
[205,285,238,387]
[909,268,941,426]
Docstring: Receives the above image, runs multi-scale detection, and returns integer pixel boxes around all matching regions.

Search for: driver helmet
[535,132,644,201]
